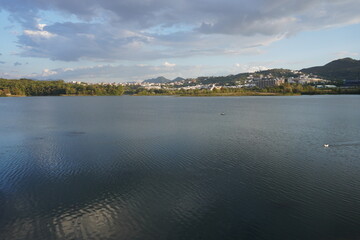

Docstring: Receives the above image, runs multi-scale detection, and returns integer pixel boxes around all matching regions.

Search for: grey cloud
[17,20,261,61]
[3,0,360,33]
[17,22,166,61]
[196,0,360,35]
[0,61,5,64]
[2,0,360,61]
[14,62,22,66]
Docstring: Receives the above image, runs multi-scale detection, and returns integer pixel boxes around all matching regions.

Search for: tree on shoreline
[0,78,124,96]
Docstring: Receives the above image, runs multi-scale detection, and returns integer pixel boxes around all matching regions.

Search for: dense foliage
[0,78,124,96]
[1,78,359,97]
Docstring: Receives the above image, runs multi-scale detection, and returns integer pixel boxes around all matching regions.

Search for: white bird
[323,144,329,148]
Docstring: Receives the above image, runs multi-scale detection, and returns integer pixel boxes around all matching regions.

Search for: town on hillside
[2,58,360,96]
[72,69,358,91]
[71,58,360,91]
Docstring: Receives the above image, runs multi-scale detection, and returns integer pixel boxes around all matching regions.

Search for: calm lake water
[0,95,360,240]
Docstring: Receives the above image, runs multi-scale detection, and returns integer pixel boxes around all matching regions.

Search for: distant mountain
[172,77,185,82]
[301,58,360,80]
[143,76,171,83]
[196,68,297,85]
[140,58,360,85]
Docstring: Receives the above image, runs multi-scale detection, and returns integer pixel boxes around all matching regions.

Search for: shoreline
[2,92,360,97]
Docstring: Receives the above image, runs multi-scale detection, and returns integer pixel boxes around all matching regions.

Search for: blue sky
[0,0,359,83]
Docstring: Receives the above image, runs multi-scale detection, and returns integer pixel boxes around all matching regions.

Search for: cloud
[1,0,360,61]
[17,22,164,61]
[42,68,58,76]
[24,29,56,39]
[16,21,272,61]
[0,61,6,64]
[21,63,237,83]
[234,63,269,73]
[14,62,22,66]
[163,61,176,67]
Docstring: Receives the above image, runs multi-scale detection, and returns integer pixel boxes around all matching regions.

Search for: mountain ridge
[301,58,360,80]
[142,58,360,84]
[143,76,171,83]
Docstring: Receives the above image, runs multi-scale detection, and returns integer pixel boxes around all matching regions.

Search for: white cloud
[41,68,58,76]
[24,29,56,38]
[37,23,46,31]
[234,63,269,73]
[163,61,176,67]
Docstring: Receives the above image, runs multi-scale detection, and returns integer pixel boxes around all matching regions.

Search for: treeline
[0,78,124,96]
[1,79,359,97]
[265,83,360,95]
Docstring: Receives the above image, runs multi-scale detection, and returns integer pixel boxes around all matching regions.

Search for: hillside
[196,69,297,85]
[140,59,360,85]
[172,77,185,82]
[143,76,171,83]
[301,58,360,80]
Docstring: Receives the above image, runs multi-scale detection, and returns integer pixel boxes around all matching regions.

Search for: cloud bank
[22,63,226,82]
[1,0,360,62]
[15,61,283,83]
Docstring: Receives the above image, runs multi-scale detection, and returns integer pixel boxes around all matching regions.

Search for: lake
[0,95,360,240]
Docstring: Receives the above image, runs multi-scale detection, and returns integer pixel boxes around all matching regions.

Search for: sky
[0,0,359,83]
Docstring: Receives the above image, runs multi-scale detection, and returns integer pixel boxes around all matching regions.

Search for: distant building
[287,77,296,84]
[144,86,162,90]
[316,85,337,88]
[254,79,283,88]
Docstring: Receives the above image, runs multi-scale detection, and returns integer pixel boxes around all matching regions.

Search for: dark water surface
[1,95,360,240]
